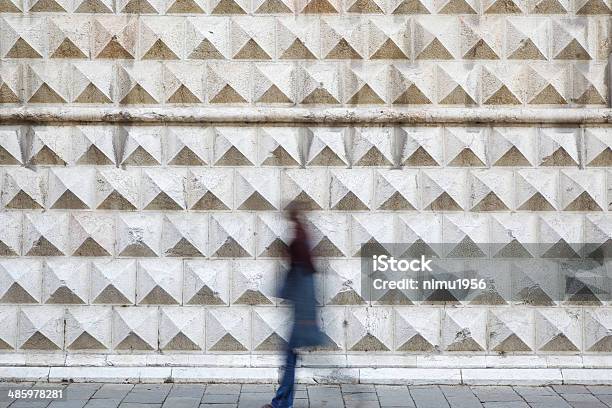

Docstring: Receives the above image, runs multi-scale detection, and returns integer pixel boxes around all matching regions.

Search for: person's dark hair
[285,200,307,223]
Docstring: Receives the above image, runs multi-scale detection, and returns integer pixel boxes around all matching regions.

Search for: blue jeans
[271,348,297,408]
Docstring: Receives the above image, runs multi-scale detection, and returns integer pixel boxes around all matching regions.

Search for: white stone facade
[0,2,611,381]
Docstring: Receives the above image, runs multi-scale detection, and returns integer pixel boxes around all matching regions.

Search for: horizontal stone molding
[2,366,612,385]
[1,107,612,125]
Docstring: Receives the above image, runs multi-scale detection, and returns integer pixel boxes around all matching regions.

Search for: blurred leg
[271,349,297,408]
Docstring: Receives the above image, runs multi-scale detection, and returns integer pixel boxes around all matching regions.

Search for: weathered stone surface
[0,0,611,373]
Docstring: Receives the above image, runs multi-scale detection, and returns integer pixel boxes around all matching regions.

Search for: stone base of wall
[4,353,612,385]
[2,366,612,386]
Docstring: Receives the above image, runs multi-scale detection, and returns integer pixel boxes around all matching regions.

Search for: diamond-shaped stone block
[0,259,41,304]
[489,127,536,167]
[163,61,205,104]
[206,308,250,351]
[490,213,538,258]
[2,168,45,210]
[572,63,607,105]
[185,17,228,59]
[90,259,136,304]
[277,17,319,60]
[18,306,64,350]
[207,62,250,104]
[213,127,256,166]
[258,127,302,166]
[117,0,163,13]
[320,17,368,60]
[139,17,184,60]
[584,128,612,167]
[470,170,513,211]
[352,127,395,166]
[92,16,137,59]
[389,64,435,105]
[165,126,211,166]
[183,260,230,305]
[330,169,372,211]
[317,307,345,351]
[252,308,291,351]
[74,0,113,15]
[305,213,348,257]
[162,214,208,258]
[95,168,140,211]
[256,213,291,258]
[343,64,389,105]
[116,214,162,257]
[113,307,158,351]
[210,213,254,258]
[539,128,580,166]
[43,259,88,305]
[281,169,328,211]
[445,127,488,167]
[560,169,604,211]
[436,63,479,105]
[552,19,593,61]
[253,63,296,104]
[119,126,162,166]
[231,17,275,60]
[489,308,534,352]
[160,307,204,351]
[299,64,342,105]
[137,259,182,305]
[142,168,186,211]
[117,62,163,105]
[351,213,395,257]
[421,169,467,211]
[2,17,46,59]
[395,308,440,352]
[347,307,392,352]
[516,169,559,211]
[23,213,69,257]
[73,125,116,165]
[65,307,112,350]
[47,16,89,60]
[28,125,72,165]
[47,168,95,210]
[324,259,366,305]
[375,169,419,211]
[538,214,583,258]
[232,260,277,305]
[70,214,114,257]
[0,63,21,103]
[536,308,582,352]
[185,168,233,210]
[442,308,487,352]
[236,168,279,211]
[401,127,443,166]
[397,214,443,257]
[25,62,70,104]
[585,309,612,352]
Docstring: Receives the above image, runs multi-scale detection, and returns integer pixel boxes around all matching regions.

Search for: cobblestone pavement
[1,383,612,408]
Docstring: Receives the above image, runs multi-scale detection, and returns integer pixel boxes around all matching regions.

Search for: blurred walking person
[262,204,327,408]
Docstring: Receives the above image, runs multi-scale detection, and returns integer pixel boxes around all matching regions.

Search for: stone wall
[0,0,611,380]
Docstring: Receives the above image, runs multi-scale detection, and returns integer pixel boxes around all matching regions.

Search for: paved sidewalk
[1,383,612,408]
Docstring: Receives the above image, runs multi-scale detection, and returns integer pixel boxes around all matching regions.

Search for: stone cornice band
[1,107,611,125]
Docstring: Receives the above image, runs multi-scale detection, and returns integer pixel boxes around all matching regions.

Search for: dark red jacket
[289,222,315,273]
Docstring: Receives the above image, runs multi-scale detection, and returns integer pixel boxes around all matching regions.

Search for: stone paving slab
[2,384,612,407]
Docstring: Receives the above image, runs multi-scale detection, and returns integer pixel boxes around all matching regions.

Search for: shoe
[261,404,274,408]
